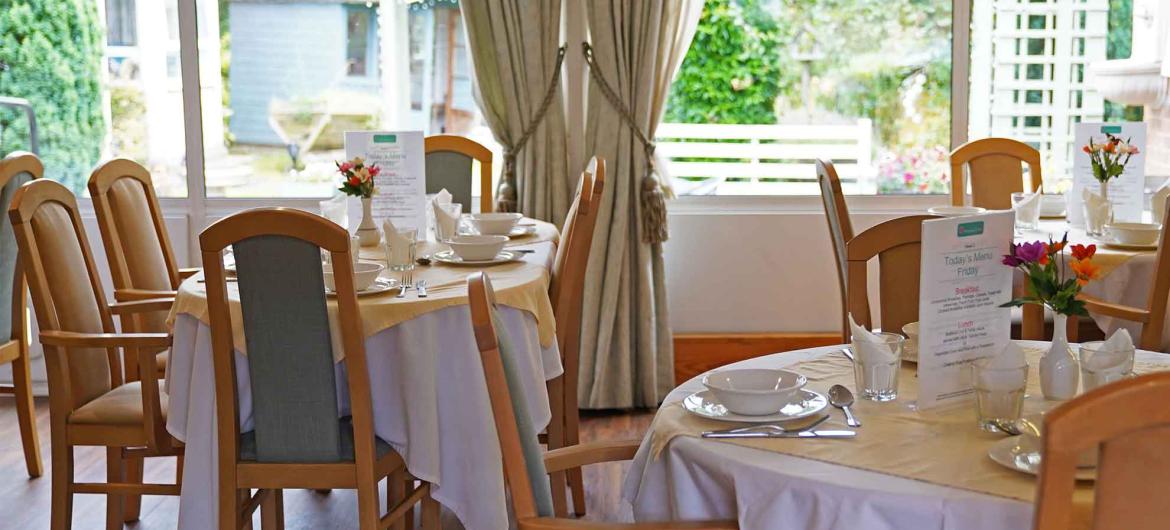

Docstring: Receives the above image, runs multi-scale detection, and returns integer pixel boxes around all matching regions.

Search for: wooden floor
[0,397,654,529]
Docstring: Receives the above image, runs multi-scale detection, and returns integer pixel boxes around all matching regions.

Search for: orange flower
[1082,145,1091,154]
[1104,142,1116,154]
[1046,241,1066,255]
[1038,253,1049,266]
[1070,259,1101,286]
[1070,243,1096,261]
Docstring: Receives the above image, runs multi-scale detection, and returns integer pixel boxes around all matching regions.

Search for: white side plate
[683,389,828,423]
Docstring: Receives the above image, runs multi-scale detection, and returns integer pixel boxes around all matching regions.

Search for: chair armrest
[108,298,175,316]
[39,331,172,349]
[115,288,179,302]
[1078,294,1149,323]
[542,439,641,473]
[522,517,738,530]
[178,267,201,280]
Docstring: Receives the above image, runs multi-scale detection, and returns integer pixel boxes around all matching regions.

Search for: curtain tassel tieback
[497,45,567,213]
[582,42,669,245]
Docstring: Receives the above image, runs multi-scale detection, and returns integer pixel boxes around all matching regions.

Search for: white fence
[657,120,874,196]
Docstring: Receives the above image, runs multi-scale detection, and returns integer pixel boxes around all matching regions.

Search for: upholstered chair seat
[69,382,169,427]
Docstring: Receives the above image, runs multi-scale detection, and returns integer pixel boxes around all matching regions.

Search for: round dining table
[623,341,1170,530]
[164,218,562,530]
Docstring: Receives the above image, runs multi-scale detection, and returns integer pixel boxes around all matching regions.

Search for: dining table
[164,218,562,530]
[1016,218,1165,347]
[623,341,1170,530]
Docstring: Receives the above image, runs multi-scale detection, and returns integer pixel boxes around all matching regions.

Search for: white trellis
[969,0,1110,183]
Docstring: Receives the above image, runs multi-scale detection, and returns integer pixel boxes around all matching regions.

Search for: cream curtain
[578,0,703,408]
[461,1,572,225]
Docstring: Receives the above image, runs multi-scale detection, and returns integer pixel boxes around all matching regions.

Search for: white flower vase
[356,197,380,247]
[1040,312,1079,400]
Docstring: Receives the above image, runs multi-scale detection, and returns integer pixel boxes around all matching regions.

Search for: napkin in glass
[973,341,1028,391]
[431,189,460,241]
[1083,329,1135,373]
[848,314,897,364]
[1013,191,1041,221]
[382,218,413,268]
[319,194,349,231]
[1083,189,1110,227]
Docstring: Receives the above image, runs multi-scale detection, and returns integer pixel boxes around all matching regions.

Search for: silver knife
[416,280,428,298]
[702,430,857,440]
[704,414,830,436]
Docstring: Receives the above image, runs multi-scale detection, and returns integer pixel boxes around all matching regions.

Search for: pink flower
[368,165,381,177]
[338,162,354,173]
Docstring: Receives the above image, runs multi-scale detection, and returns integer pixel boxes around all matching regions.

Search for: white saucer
[682,388,828,423]
[1092,237,1158,251]
[987,436,1096,481]
[432,249,522,266]
[326,277,398,297]
[509,225,538,238]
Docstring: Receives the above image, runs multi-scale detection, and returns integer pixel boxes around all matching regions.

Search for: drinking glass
[1011,192,1040,232]
[319,196,349,231]
[970,363,1028,433]
[851,332,903,402]
[384,228,417,272]
[1079,341,1133,392]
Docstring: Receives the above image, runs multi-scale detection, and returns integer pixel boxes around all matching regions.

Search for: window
[346,6,374,77]
[0,0,186,196]
[200,1,496,198]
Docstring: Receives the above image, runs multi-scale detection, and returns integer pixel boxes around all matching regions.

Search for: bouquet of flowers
[1083,133,1140,185]
[1000,234,1100,316]
[336,156,380,198]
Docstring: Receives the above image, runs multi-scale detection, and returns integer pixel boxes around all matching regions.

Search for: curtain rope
[499,45,567,212]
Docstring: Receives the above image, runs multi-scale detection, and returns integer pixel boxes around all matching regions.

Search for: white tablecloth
[167,295,561,530]
[623,342,1170,530]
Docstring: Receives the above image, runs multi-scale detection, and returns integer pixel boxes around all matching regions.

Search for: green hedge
[0,0,106,192]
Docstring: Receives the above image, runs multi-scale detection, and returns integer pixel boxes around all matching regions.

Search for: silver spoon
[829,385,861,428]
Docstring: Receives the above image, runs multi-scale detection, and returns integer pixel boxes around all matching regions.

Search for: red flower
[368,165,381,177]
[1070,243,1096,261]
[338,162,354,173]
[348,176,360,186]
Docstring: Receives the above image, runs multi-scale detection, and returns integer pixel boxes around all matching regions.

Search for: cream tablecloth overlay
[166,219,560,359]
[625,342,1170,530]
[166,219,563,530]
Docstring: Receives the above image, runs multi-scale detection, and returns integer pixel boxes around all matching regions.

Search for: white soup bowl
[1103,222,1161,246]
[466,213,523,236]
[447,234,509,261]
[702,368,807,416]
[323,261,384,292]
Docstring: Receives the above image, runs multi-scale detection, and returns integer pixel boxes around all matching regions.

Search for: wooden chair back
[425,134,493,213]
[8,179,123,412]
[1078,196,1170,351]
[1034,372,1170,530]
[88,158,181,301]
[0,151,41,477]
[846,215,938,334]
[199,208,379,473]
[817,159,854,338]
[950,138,1042,209]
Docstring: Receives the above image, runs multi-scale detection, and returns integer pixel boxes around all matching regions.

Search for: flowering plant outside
[875,146,950,195]
[1000,234,1099,317]
[1082,133,1140,185]
[336,156,379,198]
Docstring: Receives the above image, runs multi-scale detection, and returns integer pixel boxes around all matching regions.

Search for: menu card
[916,211,1014,410]
[344,131,427,233]
[1068,122,1147,225]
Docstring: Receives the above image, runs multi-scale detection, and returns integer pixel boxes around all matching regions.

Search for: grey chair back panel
[0,170,32,341]
[492,311,554,517]
[233,235,341,463]
[426,151,474,208]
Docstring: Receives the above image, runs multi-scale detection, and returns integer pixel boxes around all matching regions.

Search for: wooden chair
[0,151,42,478]
[425,134,493,213]
[1034,372,1170,530]
[846,215,938,334]
[9,179,180,530]
[467,271,737,529]
[545,156,605,516]
[1071,196,1170,351]
[817,159,854,341]
[89,159,197,381]
[200,207,433,530]
[950,138,1042,210]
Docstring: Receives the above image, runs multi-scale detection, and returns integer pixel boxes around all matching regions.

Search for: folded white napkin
[1083,329,1135,372]
[382,218,413,266]
[319,195,349,231]
[1152,180,1170,224]
[1084,188,1111,225]
[432,189,461,241]
[1013,191,1041,220]
[848,314,898,364]
[974,341,1029,390]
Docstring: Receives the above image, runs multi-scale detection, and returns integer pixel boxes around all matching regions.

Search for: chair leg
[545,375,568,517]
[260,489,284,530]
[356,470,382,530]
[387,473,405,530]
[11,355,42,478]
[105,448,125,530]
[220,486,239,530]
[403,478,416,530]
[421,495,440,530]
[239,490,254,530]
[566,411,586,516]
[50,441,73,530]
[122,454,144,522]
